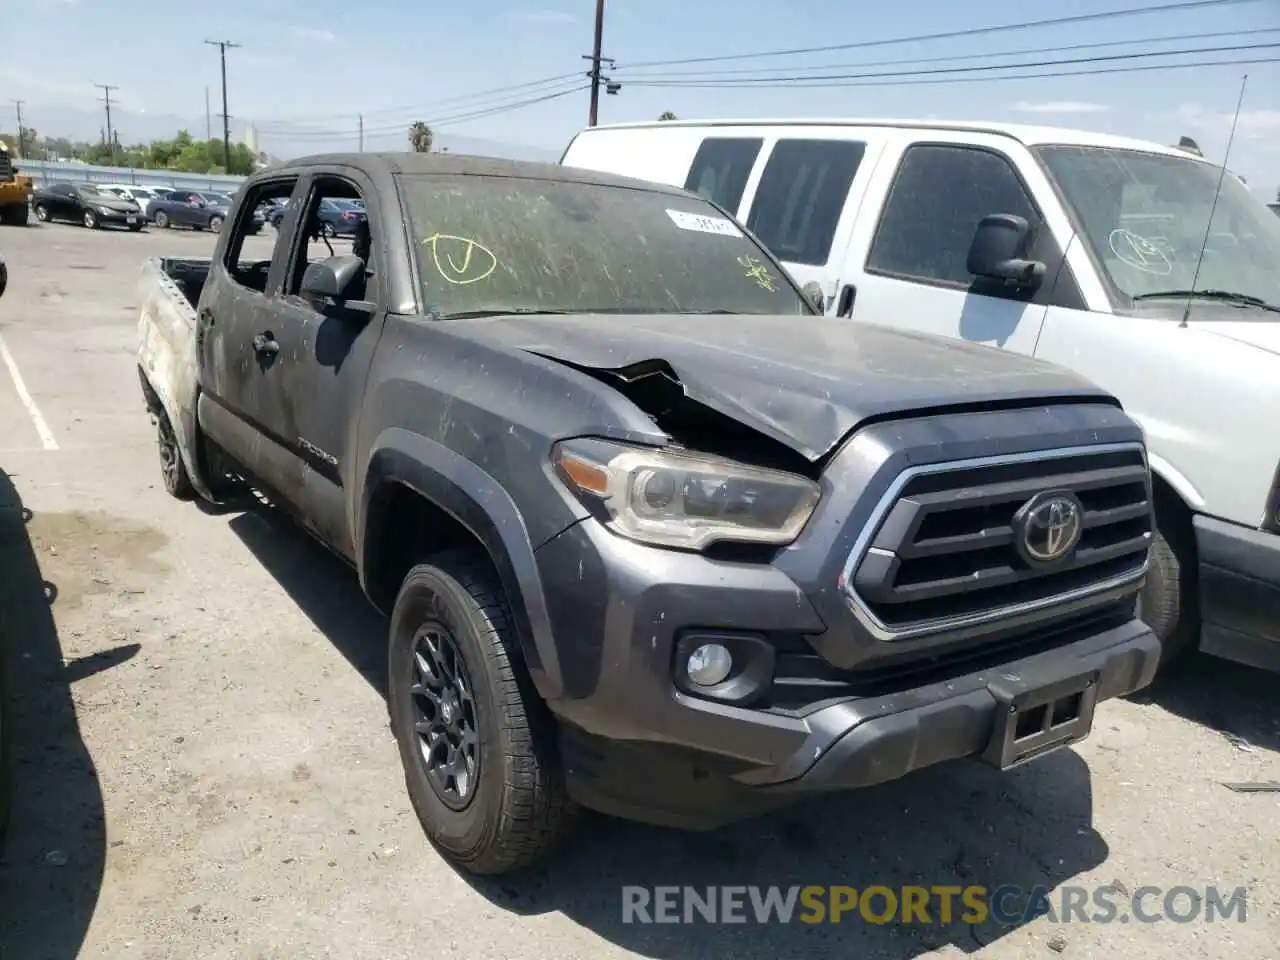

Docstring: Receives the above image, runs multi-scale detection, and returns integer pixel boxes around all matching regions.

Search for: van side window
[683,138,762,211]
[867,144,1039,286]
[746,139,865,267]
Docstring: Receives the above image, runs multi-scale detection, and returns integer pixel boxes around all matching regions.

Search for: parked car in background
[100,184,162,216]
[564,117,1280,675]
[314,197,366,237]
[32,182,143,230]
[148,189,259,233]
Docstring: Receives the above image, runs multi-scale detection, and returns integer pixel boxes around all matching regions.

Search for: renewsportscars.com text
[621,884,1249,926]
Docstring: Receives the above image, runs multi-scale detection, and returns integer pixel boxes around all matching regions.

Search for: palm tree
[658,111,677,121]
[409,122,434,153]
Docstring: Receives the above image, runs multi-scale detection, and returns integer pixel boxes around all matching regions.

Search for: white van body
[562,118,1280,672]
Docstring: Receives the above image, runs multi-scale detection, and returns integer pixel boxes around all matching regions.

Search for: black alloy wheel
[410,624,479,808]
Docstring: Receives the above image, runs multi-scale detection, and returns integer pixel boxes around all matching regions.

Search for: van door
[837,134,1081,355]
[736,133,887,309]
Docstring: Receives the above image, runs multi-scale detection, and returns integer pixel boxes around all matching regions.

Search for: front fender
[359,428,572,701]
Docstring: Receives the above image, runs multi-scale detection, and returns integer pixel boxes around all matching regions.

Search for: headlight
[552,439,820,550]
[99,206,113,214]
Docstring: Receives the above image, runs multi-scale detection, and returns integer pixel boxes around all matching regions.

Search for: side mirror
[800,280,826,314]
[300,255,375,315]
[966,214,1046,288]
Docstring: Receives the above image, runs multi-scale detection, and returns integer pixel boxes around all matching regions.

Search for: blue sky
[3,0,1278,189]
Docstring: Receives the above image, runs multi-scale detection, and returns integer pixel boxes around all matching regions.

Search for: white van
[562,118,1280,673]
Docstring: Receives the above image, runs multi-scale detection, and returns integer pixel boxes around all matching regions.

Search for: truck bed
[137,257,210,498]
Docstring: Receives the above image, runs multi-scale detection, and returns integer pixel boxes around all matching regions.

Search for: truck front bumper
[536,520,1160,829]
[1195,515,1280,673]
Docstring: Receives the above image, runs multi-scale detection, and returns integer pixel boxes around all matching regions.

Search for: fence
[13,158,247,193]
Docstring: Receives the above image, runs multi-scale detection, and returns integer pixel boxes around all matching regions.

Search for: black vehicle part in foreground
[136,153,1159,875]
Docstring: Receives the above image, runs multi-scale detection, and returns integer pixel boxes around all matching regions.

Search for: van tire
[1138,507,1199,667]
[388,551,571,875]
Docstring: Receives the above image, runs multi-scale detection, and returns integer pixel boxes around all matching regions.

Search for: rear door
[195,174,305,480]
[736,130,888,310]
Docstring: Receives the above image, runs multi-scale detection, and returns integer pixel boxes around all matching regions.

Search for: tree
[658,111,678,121]
[409,121,434,153]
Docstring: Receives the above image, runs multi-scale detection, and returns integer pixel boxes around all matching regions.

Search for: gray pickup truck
[136,153,1160,875]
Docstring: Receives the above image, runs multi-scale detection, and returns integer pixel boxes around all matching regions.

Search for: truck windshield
[397,174,810,318]
[1035,145,1280,315]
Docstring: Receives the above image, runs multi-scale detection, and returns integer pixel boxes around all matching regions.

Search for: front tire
[82,210,99,229]
[1138,505,1199,667]
[208,215,224,233]
[153,210,170,229]
[388,551,571,875]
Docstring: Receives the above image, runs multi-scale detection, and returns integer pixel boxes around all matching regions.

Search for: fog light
[686,643,733,686]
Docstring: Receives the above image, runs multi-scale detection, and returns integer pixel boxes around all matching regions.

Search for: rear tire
[153,210,170,229]
[388,551,572,875]
[1138,502,1199,668]
[208,215,224,233]
[156,412,193,500]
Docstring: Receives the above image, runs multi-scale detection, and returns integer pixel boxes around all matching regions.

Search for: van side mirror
[800,280,826,314]
[300,255,375,314]
[967,214,1046,288]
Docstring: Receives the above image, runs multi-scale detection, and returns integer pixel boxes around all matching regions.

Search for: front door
[250,170,386,558]
[837,137,1071,355]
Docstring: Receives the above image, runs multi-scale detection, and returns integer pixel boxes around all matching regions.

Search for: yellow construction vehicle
[0,141,33,226]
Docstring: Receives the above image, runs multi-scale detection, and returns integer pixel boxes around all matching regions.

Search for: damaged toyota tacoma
[136,153,1160,875]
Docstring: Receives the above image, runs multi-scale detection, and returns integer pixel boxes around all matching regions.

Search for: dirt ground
[0,219,1276,960]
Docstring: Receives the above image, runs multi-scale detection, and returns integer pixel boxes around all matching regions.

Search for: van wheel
[156,412,193,500]
[388,550,571,875]
[1138,506,1199,667]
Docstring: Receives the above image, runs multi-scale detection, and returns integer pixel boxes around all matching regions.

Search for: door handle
[252,332,280,357]
[836,283,857,318]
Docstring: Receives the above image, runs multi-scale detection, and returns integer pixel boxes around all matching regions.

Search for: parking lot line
[0,331,59,451]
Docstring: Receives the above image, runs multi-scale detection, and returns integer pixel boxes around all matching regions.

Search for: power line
[612,26,1280,78]
[254,72,585,129]
[614,0,1261,69]
[263,85,590,142]
[626,54,1280,91]
[621,40,1280,87]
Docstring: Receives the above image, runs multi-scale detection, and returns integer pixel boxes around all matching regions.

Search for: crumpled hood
[455,312,1114,461]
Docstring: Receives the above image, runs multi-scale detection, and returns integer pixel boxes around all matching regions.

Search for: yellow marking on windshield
[737,254,778,292]
[422,233,498,285]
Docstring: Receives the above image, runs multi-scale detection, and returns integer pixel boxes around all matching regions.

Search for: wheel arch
[358,429,564,701]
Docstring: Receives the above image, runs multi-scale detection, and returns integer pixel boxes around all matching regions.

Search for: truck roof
[580,117,1206,163]
[273,151,695,195]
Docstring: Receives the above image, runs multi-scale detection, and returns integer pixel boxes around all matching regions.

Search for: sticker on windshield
[666,209,743,237]
[737,254,778,292]
[421,233,498,285]
[1108,228,1173,276]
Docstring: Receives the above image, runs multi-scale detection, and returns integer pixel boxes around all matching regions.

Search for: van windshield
[1035,145,1280,315]
[397,174,810,319]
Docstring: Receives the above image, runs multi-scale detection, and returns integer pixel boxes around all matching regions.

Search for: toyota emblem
[1013,490,1084,565]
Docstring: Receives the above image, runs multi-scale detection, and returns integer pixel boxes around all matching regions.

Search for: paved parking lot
[0,219,1277,960]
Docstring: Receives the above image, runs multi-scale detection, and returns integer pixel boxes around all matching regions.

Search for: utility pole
[12,100,24,158]
[95,84,118,162]
[586,0,606,127]
[205,40,240,172]
[205,87,212,140]
[358,114,364,152]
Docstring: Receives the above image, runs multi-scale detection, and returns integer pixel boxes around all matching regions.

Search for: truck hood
[454,312,1113,461]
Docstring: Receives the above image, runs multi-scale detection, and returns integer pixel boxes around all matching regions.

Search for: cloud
[289,26,336,42]
[509,9,577,23]
[1013,101,1110,115]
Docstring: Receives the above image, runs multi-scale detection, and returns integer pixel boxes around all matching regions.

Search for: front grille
[845,444,1151,639]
